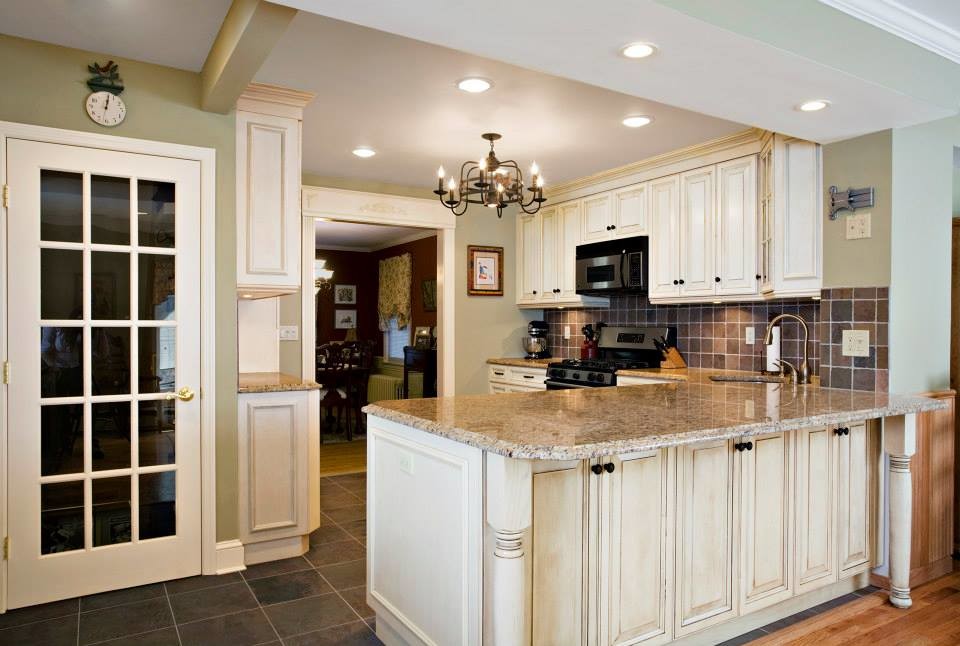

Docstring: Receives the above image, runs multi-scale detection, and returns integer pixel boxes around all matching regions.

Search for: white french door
[6,139,202,608]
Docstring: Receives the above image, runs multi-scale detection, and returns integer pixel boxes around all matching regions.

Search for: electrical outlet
[278,325,299,341]
[399,452,414,475]
[744,326,755,345]
[842,329,870,357]
[845,212,872,240]
[564,325,571,340]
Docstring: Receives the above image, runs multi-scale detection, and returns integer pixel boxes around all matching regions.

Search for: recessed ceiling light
[798,99,830,112]
[352,147,376,158]
[622,115,653,128]
[620,42,658,59]
[457,77,492,93]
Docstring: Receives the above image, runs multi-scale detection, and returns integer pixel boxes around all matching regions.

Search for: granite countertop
[238,372,321,394]
[363,381,944,460]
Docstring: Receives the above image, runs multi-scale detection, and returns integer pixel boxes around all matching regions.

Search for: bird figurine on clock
[85,61,126,127]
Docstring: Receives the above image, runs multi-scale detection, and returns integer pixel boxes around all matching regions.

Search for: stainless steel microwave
[575,238,648,295]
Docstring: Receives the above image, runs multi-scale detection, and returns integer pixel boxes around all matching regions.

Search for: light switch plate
[845,212,872,240]
[842,329,870,357]
[744,326,755,345]
[564,325,571,340]
[278,325,299,341]
[399,452,414,475]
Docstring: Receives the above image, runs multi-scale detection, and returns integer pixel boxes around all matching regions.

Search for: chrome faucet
[764,313,812,385]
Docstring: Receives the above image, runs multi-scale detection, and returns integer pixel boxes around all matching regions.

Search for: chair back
[316,343,351,385]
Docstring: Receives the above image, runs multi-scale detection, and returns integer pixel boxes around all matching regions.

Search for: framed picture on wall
[334,309,357,329]
[467,245,503,296]
[334,284,357,305]
[421,279,437,312]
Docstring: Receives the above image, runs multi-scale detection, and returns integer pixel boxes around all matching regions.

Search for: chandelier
[434,133,545,218]
[314,258,334,293]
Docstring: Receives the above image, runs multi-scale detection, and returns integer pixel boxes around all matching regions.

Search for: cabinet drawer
[488,364,547,389]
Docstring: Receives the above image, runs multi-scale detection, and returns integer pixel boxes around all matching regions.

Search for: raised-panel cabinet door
[613,184,648,238]
[758,141,774,293]
[678,167,715,297]
[837,422,878,575]
[795,426,838,594]
[581,194,613,243]
[648,176,681,299]
[601,451,674,646]
[675,439,737,636]
[771,135,822,297]
[739,432,793,612]
[558,201,582,300]
[531,461,591,646]
[540,207,560,303]
[716,156,758,296]
[517,212,541,303]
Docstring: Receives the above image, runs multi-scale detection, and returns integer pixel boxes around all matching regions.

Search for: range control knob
[586,372,596,382]
[572,372,581,380]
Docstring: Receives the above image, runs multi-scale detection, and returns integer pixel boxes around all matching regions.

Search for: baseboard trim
[215,539,246,574]
[243,535,308,565]
[870,554,956,590]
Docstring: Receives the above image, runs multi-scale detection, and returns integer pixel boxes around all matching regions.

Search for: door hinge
[2,361,8,384]
[2,184,8,209]
[3,536,8,560]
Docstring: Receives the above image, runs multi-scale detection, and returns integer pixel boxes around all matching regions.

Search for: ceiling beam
[200,0,297,113]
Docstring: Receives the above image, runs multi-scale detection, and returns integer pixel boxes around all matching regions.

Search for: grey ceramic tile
[92,626,181,645]
[168,581,257,624]
[164,572,242,596]
[318,559,366,591]
[248,570,332,606]
[0,597,78,629]
[339,586,374,620]
[81,582,166,612]
[717,628,767,645]
[304,539,365,568]
[0,615,78,646]
[241,556,313,581]
[79,597,173,645]
[310,524,351,546]
[323,505,366,524]
[339,519,366,542]
[262,593,358,637]
[320,491,364,511]
[284,620,383,646]
[177,609,278,646]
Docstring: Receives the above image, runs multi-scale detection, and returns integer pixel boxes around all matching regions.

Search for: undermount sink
[709,374,786,384]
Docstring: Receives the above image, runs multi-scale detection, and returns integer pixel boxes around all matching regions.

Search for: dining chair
[316,343,351,442]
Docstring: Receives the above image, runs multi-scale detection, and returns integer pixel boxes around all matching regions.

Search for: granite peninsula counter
[362,382,944,646]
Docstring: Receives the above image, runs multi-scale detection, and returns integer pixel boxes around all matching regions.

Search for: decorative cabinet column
[236,83,315,297]
[884,414,918,609]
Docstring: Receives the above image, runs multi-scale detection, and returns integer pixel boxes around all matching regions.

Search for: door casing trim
[0,120,218,611]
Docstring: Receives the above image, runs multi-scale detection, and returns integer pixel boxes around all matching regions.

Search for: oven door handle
[544,379,596,390]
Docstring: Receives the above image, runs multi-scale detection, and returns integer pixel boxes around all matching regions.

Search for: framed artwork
[334,284,357,305]
[421,279,437,312]
[334,309,357,329]
[467,245,503,296]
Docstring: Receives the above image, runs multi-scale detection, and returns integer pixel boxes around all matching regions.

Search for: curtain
[378,252,412,331]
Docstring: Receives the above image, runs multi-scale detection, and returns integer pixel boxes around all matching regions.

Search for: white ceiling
[315,220,433,252]
[0,0,231,71]
[273,0,960,145]
[256,12,746,188]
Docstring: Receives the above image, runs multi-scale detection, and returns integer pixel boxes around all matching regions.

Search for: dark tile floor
[0,473,380,646]
[0,470,879,646]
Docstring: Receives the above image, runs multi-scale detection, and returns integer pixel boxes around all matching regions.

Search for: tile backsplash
[542,287,889,392]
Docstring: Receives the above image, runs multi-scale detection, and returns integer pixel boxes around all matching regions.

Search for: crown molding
[237,82,316,119]
[546,128,766,202]
[819,0,960,64]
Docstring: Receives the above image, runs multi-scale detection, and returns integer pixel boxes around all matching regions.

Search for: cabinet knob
[735,442,745,452]
[591,464,604,475]
[532,290,537,294]
[715,276,721,283]
[834,427,850,436]
[745,441,753,451]
[755,274,761,280]
[610,225,616,230]
[673,279,679,285]
[678,279,685,285]
[604,462,615,473]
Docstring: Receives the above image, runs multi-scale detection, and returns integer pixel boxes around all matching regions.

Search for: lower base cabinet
[526,424,879,644]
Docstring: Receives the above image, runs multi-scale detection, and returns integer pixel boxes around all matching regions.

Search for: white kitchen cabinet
[238,389,320,561]
[539,206,560,304]
[600,451,674,646]
[648,175,681,299]
[487,364,547,392]
[678,167,716,298]
[716,156,759,296]
[581,193,614,242]
[517,211,542,303]
[558,201,582,300]
[837,421,878,576]
[739,432,793,612]
[613,184,649,238]
[761,134,822,299]
[795,425,838,594]
[675,439,737,636]
[236,109,302,296]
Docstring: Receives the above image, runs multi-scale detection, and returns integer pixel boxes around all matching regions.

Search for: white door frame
[300,186,456,395]
[0,121,218,611]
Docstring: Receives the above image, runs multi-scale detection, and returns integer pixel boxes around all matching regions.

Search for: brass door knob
[166,387,195,402]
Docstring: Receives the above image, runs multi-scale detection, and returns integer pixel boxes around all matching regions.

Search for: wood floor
[750,565,960,645]
[319,440,367,476]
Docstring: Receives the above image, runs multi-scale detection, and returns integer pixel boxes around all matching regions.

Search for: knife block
[660,346,687,369]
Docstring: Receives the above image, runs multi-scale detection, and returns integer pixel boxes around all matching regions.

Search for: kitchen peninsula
[362,381,943,646]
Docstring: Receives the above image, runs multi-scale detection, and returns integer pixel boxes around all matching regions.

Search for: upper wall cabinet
[236,84,315,298]
[581,187,649,243]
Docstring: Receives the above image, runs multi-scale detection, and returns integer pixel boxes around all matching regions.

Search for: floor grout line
[76,603,81,646]
[163,584,184,646]
[238,567,284,646]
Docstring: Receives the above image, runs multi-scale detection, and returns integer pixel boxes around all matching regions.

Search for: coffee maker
[522,320,551,359]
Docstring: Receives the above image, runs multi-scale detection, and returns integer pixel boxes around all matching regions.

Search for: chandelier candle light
[434,133,546,218]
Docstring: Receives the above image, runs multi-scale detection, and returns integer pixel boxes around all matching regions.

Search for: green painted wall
[822,131,892,288]
[0,35,240,541]
[889,116,960,394]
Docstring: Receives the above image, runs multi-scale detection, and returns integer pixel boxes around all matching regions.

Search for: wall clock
[85,61,126,127]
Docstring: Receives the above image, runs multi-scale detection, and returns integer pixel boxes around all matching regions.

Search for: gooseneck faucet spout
[764,313,812,384]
